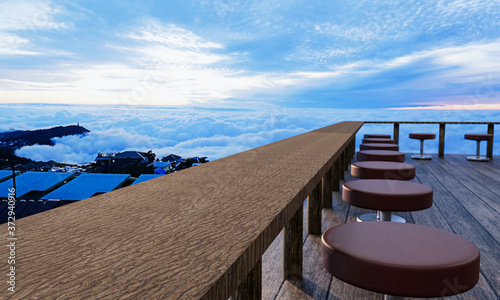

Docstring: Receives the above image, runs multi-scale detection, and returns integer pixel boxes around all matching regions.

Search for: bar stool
[351,161,415,180]
[350,162,416,222]
[361,138,395,144]
[464,134,493,161]
[342,179,432,222]
[360,143,399,151]
[357,150,405,163]
[364,134,391,139]
[409,133,435,160]
[322,222,480,299]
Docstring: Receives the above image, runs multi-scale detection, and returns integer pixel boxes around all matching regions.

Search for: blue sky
[1,0,499,109]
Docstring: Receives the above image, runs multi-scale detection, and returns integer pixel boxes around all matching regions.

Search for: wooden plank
[444,155,500,197]
[339,152,345,180]
[307,182,322,235]
[266,153,499,300]
[394,122,399,144]
[261,230,284,300]
[0,122,364,299]
[412,155,500,297]
[283,205,303,280]
[416,156,500,244]
[439,122,445,157]
[233,259,262,300]
[322,167,333,209]
[430,155,500,214]
[487,123,494,159]
[332,159,340,192]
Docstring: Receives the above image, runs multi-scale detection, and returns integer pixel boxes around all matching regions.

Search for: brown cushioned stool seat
[357,150,405,163]
[322,222,480,298]
[364,134,391,139]
[343,179,432,222]
[351,161,415,180]
[362,138,395,144]
[464,134,493,161]
[360,143,399,151]
[409,133,436,160]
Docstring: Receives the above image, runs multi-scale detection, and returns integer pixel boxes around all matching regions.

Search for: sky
[0,0,499,109]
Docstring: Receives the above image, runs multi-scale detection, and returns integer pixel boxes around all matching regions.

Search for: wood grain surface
[1,121,362,299]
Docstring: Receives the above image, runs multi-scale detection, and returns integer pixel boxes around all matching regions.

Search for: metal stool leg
[467,140,489,161]
[385,295,404,300]
[357,211,406,223]
[411,139,432,160]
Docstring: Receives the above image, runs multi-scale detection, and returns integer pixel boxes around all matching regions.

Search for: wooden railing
[364,121,498,159]
[2,121,362,299]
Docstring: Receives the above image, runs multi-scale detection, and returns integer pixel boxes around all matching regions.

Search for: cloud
[0,0,69,56]
[0,1,498,108]
[6,104,500,165]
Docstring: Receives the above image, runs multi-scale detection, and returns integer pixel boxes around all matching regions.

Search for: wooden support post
[339,152,345,180]
[394,123,400,145]
[487,123,494,159]
[307,182,322,235]
[332,159,340,192]
[234,259,262,300]
[344,147,349,171]
[351,137,355,159]
[439,123,445,157]
[322,166,333,208]
[283,206,302,280]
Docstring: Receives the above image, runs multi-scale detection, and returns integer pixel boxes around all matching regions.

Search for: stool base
[466,156,489,162]
[411,154,432,160]
[357,212,406,223]
[385,295,404,300]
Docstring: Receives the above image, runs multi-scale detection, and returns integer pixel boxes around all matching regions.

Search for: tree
[146,150,156,162]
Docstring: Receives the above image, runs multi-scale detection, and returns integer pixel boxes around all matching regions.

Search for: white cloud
[6,104,500,165]
[0,0,68,31]
[0,0,69,56]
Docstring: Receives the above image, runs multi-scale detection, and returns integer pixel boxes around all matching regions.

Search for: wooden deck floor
[261,154,500,300]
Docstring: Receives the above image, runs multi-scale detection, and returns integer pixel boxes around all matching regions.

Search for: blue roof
[42,173,130,201]
[0,172,74,198]
[132,174,165,185]
[0,200,62,224]
[0,170,13,181]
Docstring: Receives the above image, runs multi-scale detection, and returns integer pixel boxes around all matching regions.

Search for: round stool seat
[360,143,399,151]
[465,133,493,141]
[361,138,395,144]
[364,134,391,139]
[351,161,415,180]
[343,179,432,212]
[409,133,436,140]
[357,150,405,163]
[321,222,480,298]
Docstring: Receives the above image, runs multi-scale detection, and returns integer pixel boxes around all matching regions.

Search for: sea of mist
[1,103,498,164]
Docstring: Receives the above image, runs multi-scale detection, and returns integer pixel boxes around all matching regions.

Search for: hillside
[0,125,90,150]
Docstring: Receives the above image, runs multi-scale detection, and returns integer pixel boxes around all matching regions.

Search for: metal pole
[11,163,16,199]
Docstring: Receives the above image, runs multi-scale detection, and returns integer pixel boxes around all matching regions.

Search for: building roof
[0,170,13,182]
[131,174,165,185]
[114,151,148,160]
[42,173,130,201]
[0,172,75,198]
[152,161,173,168]
[161,154,181,162]
[0,200,62,224]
